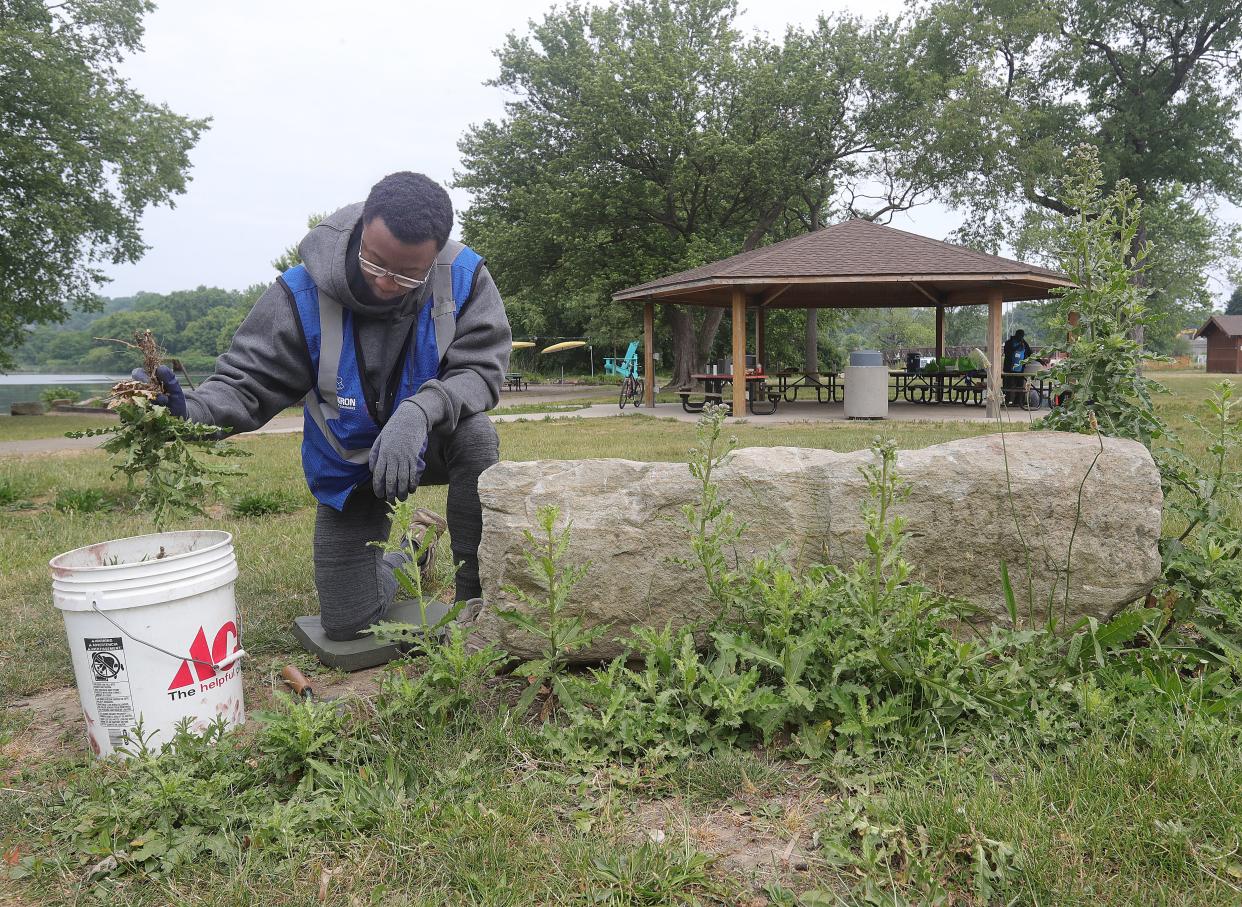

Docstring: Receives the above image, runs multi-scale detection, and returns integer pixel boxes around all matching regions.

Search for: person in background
[135,172,511,640]
[1002,329,1033,405]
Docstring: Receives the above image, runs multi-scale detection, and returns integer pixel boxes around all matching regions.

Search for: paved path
[0,388,1037,457]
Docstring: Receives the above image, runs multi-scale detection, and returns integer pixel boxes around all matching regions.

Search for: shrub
[0,476,23,506]
[39,385,80,406]
[229,490,300,517]
[53,487,116,514]
[544,410,1168,765]
[1041,145,1167,448]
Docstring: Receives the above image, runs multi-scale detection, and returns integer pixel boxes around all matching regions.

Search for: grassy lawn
[0,412,118,441]
[1,372,1238,905]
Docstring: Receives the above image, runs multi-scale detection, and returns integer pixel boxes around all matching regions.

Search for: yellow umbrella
[511,341,536,350]
[540,340,588,354]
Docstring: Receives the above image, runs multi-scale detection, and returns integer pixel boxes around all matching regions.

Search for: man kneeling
[137,172,511,639]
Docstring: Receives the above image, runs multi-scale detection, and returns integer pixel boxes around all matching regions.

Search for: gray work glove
[369,401,429,501]
[131,365,187,418]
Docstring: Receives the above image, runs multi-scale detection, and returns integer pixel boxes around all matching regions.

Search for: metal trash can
[844,350,888,419]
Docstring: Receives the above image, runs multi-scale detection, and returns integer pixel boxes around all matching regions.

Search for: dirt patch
[309,664,388,700]
[631,786,829,888]
[6,660,393,771]
[3,686,85,771]
[241,660,390,710]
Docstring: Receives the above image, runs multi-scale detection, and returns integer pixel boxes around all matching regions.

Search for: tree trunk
[803,211,823,373]
[666,307,696,389]
[695,308,725,370]
[663,213,782,390]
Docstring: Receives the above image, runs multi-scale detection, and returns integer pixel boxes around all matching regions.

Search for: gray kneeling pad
[292,599,452,672]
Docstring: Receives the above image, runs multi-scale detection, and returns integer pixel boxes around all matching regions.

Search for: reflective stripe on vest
[284,241,483,510]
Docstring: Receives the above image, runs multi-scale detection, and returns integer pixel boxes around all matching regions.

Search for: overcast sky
[100,0,1236,304]
[98,0,951,296]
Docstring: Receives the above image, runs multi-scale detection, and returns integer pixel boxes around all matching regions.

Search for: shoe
[458,598,489,652]
[406,509,447,583]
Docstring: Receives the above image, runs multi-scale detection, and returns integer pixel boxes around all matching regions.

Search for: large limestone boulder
[473,432,1163,661]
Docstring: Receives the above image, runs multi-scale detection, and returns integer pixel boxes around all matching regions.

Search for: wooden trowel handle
[281,664,315,699]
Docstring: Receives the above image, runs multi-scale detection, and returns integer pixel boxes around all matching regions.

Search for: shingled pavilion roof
[612,218,1072,308]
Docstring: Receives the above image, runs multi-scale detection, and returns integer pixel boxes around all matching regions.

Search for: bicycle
[619,374,644,408]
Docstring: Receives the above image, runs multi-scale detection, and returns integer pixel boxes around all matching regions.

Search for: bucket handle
[89,601,246,673]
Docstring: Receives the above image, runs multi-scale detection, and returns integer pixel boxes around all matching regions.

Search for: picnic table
[502,372,529,392]
[890,369,987,406]
[679,373,779,416]
[884,369,1059,409]
[771,370,841,403]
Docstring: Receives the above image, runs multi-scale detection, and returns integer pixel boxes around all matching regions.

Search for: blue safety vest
[283,241,483,510]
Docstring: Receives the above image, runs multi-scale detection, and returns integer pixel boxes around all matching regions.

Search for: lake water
[0,373,207,413]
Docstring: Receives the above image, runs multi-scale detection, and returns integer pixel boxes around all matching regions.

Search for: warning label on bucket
[84,637,135,729]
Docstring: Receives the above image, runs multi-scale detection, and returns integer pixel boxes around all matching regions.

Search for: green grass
[491,401,591,416]
[0,375,1230,700]
[1,374,1238,905]
[0,413,117,441]
[229,489,303,518]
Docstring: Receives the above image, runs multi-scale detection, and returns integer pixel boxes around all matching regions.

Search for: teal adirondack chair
[603,341,641,380]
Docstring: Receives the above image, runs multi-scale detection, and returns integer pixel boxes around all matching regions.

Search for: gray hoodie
[184,204,511,436]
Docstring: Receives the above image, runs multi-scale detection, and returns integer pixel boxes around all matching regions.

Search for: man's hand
[369,402,428,501]
[131,365,188,418]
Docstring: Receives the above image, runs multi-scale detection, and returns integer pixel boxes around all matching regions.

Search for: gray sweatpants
[314,412,500,641]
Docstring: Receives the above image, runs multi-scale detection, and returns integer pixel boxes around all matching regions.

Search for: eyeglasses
[357,248,433,290]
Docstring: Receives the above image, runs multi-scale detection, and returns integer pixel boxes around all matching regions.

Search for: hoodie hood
[297,203,424,320]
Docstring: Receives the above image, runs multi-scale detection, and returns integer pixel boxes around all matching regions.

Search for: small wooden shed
[1196,315,1242,374]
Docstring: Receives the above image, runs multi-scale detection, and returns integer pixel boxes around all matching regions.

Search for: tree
[1227,286,1242,316]
[0,0,208,368]
[944,306,987,347]
[180,306,246,358]
[271,213,328,273]
[912,0,1242,349]
[458,0,940,388]
[85,310,175,371]
[839,309,935,352]
[1042,145,1166,446]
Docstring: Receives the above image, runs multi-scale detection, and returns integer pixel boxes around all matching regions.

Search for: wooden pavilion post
[935,306,946,360]
[643,302,655,407]
[805,309,818,373]
[986,291,1003,418]
[731,289,746,416]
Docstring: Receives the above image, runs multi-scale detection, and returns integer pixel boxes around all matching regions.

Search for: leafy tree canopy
[271,212,328,274]
[0,0,208,368]
[912,0,1242,350]
[16,285,262,372]
[457,0,953,386]
[1227,286,1242,316]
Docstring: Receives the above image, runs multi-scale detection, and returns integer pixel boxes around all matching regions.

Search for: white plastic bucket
[50,530,245,758]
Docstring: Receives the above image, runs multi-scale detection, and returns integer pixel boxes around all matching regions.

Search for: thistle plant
[497,504,606,715]
[67,331,247,526]
[858,438,910,613]
[368,497,461,654]
[682,403,743,619]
